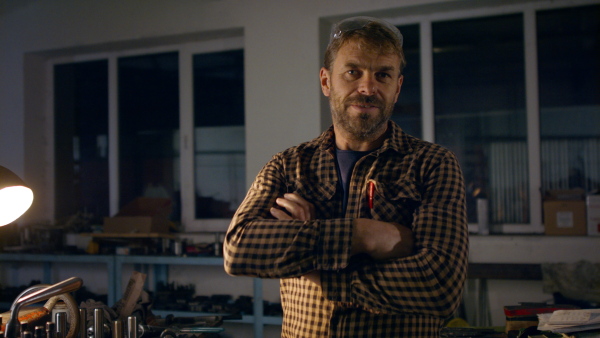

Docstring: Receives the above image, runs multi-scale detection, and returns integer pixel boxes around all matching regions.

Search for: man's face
[321,41,403,142]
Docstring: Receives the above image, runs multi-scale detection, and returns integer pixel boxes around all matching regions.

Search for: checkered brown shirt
[224,121,468,337]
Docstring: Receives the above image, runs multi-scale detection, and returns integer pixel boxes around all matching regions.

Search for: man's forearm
[224,217,322,278]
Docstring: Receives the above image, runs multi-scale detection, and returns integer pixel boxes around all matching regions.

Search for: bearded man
[224,16,468,337]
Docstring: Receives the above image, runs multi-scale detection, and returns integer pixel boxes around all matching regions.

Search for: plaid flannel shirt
[224,121,468,337]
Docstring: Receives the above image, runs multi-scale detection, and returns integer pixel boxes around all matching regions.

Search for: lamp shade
[0,166,34,226]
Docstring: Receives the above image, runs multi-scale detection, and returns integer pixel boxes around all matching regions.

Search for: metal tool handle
[46,322,55,338]
[127,316,138,338]
[78,309,87,338]
[55,312,67,338]
[112,319,123,338]
[93,309,104,338]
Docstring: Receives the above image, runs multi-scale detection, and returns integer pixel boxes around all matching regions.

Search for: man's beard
[330,92,393,141]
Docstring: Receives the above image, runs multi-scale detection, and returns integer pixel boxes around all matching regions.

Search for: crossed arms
[223,146,468,317]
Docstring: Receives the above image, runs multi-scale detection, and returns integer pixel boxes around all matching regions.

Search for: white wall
[1,0,599,334]
[1,0,457,222]
[0,0,448,191]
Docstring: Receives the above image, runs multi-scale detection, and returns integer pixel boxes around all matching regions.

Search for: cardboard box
[543,189,587,236]
[104,197,172,234]
[587,195,600,236]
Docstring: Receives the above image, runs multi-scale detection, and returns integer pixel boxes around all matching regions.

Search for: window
[538,5,600,194]
[54,60,109,224]
[387,2,599,231]
[192,50,245,219]
[393,24,421,138]
[433,14,527,225]
[53,38,245,230]
[118,52,181,219]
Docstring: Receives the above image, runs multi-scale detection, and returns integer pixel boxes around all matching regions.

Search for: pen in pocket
[367,179,376,209]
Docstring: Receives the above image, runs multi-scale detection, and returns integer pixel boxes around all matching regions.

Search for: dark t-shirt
[335,149,371,212]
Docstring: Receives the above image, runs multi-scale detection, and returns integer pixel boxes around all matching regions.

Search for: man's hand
[302,270,321,287]
[352,219,414,260]
[270,193,316,221]
[270,193,320,286]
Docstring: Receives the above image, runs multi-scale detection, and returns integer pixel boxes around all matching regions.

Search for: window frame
[47,36,244,232]
[381,0,597,233]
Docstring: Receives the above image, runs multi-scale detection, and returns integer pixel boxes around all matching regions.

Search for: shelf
[0,253,114,263]
[468,235,600,263]
[0,253,116,305]
[82,232,176,239]
[115,255,223,266]
[4,236,599,338]
[261,316,284,326]
[112,255,226,308]
[152,310,253,324]
[0,253,275,338]
[151,310,282,325]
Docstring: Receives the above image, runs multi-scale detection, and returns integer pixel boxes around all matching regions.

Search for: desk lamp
[0,165,34,226]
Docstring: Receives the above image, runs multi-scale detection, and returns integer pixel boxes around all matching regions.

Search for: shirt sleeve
[320,150,469,318]
[223,153,354,279]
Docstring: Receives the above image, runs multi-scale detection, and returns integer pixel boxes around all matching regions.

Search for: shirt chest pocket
[368,179,421,226]
[290,178,340,218]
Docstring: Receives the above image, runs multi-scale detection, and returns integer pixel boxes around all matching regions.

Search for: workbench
[2,235,599,337]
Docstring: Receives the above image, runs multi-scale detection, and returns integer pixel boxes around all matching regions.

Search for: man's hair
[324,19,406,75]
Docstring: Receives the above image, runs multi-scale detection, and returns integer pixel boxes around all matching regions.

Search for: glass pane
[538,5,600,194]
[54,60,109,224]
[433,14,527,224]
[392,24,421,138]
[193,50,245,219]
[118,52,181,221]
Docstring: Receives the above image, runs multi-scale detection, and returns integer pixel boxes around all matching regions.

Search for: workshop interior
[1,0,599,337]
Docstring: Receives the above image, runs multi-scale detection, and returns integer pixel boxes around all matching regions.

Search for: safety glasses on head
[329,16,403,47]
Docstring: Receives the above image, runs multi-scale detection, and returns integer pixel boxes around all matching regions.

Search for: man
[224,16,468,337]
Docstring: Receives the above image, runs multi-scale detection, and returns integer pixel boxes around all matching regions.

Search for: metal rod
[46,322,55,338]
[127,316,137,338]
[34,326,45,338]
[55,312,66,338]
[112,320,123,338]
[78,308,87,338]
[93,309,104,338]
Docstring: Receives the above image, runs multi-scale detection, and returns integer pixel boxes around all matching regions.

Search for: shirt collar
[317,120,413,156]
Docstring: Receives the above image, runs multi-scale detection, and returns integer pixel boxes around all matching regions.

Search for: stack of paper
[537,309,600,333]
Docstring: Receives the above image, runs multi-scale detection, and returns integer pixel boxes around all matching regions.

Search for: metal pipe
[46,322,55,338]
[78,308,87,338]
[127,316,137,338]
[93,309,104,338]
[34,326,45,338]
[55,312,67,338]
[112,320,123,338]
